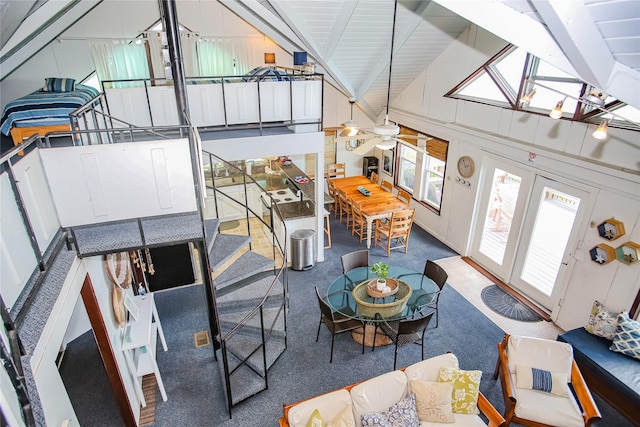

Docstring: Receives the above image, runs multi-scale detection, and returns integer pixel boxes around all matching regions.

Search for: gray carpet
[59,216,627,426]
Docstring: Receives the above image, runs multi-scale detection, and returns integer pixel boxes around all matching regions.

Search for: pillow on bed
[42,77,76,92]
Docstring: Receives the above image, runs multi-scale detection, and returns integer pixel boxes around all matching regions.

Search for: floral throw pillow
[438,367,482,415]
[609,311,640,361]
[585,300,619,340]
[306,408,324,427]
[361,394,420,427]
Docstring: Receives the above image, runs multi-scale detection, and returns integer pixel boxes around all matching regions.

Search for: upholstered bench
[558,327,640,422]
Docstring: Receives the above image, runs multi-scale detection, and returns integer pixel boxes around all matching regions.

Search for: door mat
[219,220,240,231]
[480,285,543,322]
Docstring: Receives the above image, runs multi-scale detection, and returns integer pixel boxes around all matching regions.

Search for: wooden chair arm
[477,392,506,427]
[570,360,601,426]
[497,341,516,401]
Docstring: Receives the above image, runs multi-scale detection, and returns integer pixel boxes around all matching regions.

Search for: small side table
[121,293,168,407]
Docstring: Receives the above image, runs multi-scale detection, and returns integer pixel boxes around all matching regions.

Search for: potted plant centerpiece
[371,262,390,291]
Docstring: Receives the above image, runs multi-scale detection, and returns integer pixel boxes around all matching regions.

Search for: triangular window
[446,45,639,131]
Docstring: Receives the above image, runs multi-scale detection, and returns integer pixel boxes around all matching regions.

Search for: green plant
[371,262,389,282]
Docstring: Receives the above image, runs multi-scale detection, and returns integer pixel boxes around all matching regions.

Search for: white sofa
[279,353,505,427]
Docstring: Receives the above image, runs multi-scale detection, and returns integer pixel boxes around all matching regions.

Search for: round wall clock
[457,156,475,178]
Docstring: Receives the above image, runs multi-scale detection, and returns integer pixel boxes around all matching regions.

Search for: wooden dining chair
[373,209,415,256]
[350,201,372,244]
[326,179,338,215]
[336,188,353,228]
[397,189,411,204]
[380,180,393,193]
[326,163,346,179]
[370,171,379,184]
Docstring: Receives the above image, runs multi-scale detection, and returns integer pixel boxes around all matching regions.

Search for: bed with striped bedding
[1,84,100,139]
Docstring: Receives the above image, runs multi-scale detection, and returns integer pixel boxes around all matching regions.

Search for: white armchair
[493,334,601,427]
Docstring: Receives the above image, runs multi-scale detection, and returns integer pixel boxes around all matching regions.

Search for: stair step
[214,251,274,290]
[219,303,286,335]
[209,234,251,272]
[217,351,267,407]
[203,218,220,254]
[216,274,282,302]
[223,332,287,375]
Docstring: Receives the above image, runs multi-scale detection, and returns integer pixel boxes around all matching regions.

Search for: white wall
[40,139,197,227]
[389,25,640,330]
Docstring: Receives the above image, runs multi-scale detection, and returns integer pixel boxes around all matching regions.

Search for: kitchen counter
[276,199,315,219]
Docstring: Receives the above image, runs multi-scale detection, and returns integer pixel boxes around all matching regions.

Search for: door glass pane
[519,188,580,296]
[479,169,522,264]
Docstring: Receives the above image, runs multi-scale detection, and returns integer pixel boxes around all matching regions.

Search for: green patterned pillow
[306,408,324,427]
[585,300,619,340]
[438,367,482,415]
[609,311,640,360]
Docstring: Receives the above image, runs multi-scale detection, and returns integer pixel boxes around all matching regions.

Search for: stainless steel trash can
[290,229,316,271]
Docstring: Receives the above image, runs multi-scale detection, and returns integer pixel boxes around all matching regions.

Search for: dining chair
[422,260,447,327]
[373,311,434,370]
[397,189,411,204]
[380,180,393,192]
[350,201,371,244]
[315,287,365,363]
[493,334,601,427]
[326,179,338,215]
[370,171,379,184]
[373,208,415,256]
[336,188,353,228]
[341,250,369,274]
[326,163,346,179]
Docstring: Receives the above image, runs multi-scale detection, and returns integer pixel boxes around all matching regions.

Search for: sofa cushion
[410,381,454,423]
[404,353,459,383]
[609,311,640,360]
[507,335,573,382]
[438,367,481,415]
[351,370,408,427]
[360,394,419,427]
[513,388,584,427]
[585,300,619,340]
[558,327,640,400]
[420,414,488,427]
[288,389,353,427]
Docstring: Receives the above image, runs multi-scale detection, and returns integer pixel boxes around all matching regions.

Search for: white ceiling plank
[531,0,614,92]
[322,1,358,60]
[433,0,577,76]
[0,0,39,50]
[0,0,102,80]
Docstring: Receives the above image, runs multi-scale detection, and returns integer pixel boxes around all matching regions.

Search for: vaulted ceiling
[2,0,639,120]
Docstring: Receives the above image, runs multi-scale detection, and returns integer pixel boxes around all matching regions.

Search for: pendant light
[376,0,400,150]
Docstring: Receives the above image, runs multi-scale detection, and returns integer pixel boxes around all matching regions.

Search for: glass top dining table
[326,266,438,322]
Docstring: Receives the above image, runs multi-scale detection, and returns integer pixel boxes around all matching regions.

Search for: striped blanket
[1,84,100,136]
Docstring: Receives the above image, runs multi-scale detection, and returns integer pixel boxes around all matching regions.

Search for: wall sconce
[549,97,566,119]
[293,51,307,66]
[264,53,276,64]
[592,119,610,140]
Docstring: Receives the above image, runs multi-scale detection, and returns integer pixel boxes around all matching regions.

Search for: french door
[470,156,592,311]
[509,177,590,310]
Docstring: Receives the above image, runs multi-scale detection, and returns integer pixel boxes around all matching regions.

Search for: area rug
[481,285,543,322]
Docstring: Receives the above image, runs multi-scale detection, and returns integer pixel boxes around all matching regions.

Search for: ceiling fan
[336,0,419,155]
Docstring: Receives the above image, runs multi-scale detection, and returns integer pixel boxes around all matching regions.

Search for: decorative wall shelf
[615,241,640,265]
[597,218,625,241]
[589,244,616,265]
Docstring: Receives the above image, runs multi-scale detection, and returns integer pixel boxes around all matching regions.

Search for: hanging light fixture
[341,98,359,137]
[264,52,276,64]
[549,97,566,119]
[592,119,610,140]
[376,0,400,151]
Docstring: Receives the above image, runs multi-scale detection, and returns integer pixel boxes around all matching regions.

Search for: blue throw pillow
[42,77,75,92]
[609,311,640,360]
[361,394,419,427]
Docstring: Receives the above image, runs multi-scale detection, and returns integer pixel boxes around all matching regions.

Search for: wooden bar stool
[323,208,332,249]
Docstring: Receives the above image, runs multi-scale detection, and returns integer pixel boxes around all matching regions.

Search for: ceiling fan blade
[353,137,382,155]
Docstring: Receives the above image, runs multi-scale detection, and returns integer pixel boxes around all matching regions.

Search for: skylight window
[446,45,640,131]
